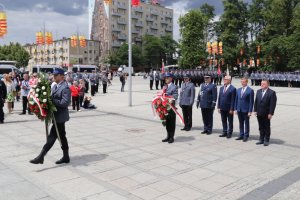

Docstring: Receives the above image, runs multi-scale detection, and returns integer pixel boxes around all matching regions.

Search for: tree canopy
[0,42,30,67]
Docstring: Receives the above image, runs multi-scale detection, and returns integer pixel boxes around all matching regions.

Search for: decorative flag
[104,0,112,4]
[161,59,165,73]
[257,45,261,54]
[132,0,140,7]
[79,36,87,47]
[0,11,7,37]
[212,41,218,54]
[240,48,244,56]
[226,66,229,76]
[217,64,221,75]
[71,35,78,47]
[218,42,223,55]
[207,42,212,55]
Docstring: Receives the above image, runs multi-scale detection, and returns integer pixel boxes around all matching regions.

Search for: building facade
[91,0,173,61]
[24,38,101,70]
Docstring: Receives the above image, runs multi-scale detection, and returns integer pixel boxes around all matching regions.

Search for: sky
[0,0,242,45]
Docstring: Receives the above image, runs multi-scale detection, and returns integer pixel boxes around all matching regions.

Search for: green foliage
[179,9,208,68]
[0,42,30,67]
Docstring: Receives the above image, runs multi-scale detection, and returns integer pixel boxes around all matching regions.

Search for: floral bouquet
[152,91,184,127]
[28,73,56,122]
[152,98,171,126]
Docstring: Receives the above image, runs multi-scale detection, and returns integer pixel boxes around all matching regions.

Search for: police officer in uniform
[30,68,71,165]
[179,74,195,131]
[149,71,154,90]
[89,70,97,96]
[0,79,7,124]
[196,75,217,135]
[162,73,178,144]
[155,71,160,90]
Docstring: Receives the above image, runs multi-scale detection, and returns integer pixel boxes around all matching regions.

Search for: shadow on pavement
[175,136,195,142]
[35,154,108,172]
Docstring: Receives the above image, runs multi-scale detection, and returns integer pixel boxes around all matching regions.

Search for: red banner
[132,0,140,6]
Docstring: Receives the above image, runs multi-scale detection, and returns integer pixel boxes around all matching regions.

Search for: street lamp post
[128,0,132,107]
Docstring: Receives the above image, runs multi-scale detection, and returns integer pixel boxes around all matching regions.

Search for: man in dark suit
[196,75,218,135]
[0,79,7,124]
[162,73,178,144]
[254,79,277,146]
[30,68,72,165]
[217,76,236,138]
[234,78,254,142]
[179,74,195,131]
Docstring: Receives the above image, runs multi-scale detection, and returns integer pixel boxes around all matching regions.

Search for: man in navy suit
[254,79,277,146]
[162,73,178,144]
[217,76,236,138]
[234,78,254,142]
[196,75,218,135]
[179,74,195,131]
[30,68,71,165]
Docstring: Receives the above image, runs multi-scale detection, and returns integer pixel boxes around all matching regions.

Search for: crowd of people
[159,72,277,147]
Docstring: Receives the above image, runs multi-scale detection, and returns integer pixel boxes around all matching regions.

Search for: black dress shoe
[168,138,174,143]
[227,134,232,139]
[30,149,47,164]
[243,137,248,142]
[55,150,70,164]
[201,131,208,134]
[162,138,169,142]
[206,132,212,135]
[219,134,227,137]
[0,121,3,124]
[185,128,191,131]
[19,113,26,115]
[264,141,269,146]
[236,137,243,140]
[181,128,187,131]
[256,141,264,145]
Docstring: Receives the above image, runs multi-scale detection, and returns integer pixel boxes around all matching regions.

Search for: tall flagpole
[128,0,132,107]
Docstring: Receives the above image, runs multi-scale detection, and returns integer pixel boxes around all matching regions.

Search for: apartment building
[24,38,101,70]
[91,0,173,60]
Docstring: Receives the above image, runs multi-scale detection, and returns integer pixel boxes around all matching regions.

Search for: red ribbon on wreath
[151,91,185,125]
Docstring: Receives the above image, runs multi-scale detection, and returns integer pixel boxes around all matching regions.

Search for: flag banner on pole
[0,12,7,37]
[104,0,112,5]
[132,0,140,6]
[217,64,221,75]
[161,59,165,73]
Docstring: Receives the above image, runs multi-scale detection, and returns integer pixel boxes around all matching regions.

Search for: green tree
[217,0,250,69]
[0,42,30,67]
[160,35,178,65]
[142,35,164,69]
[179,9,208,68]
[109,43,145,68]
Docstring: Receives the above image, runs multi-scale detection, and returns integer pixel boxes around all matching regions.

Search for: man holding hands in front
[254,79,277,146]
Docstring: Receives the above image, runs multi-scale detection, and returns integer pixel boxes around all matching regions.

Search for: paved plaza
[1,77,300,200]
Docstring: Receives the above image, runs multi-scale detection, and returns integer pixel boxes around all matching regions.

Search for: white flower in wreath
[43,92,47,95]
[43,99,47,103]
[29,101,35,105]
[30,88,34,92]
[30,95,33,98]
[38,79,41,83]
[36,88,40,92]
[36,94,39,98]
[42,86,46,90]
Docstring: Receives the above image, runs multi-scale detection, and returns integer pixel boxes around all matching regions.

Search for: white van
[72,65,99,73]
[32,65,63,73]
[0,65,21,76]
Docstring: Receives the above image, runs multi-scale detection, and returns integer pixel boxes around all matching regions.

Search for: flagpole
[128,0,132,107]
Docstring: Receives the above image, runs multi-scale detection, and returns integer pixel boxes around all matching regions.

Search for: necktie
[223,85,227,94]
[262,90,265,99]
[241,87,245,97]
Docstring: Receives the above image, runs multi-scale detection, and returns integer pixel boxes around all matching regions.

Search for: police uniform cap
[164,72,173,78]
[53,68,65,75]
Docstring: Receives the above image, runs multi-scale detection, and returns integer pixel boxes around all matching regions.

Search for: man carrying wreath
[30,68,71,165]
[162,73,178,144]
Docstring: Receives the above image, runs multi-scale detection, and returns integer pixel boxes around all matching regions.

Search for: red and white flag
[132,0,140,6]
[161,59,165,73]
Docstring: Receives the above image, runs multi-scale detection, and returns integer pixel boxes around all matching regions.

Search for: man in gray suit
[30,68,71,165]
[162,73,178,144]
[179,74,195,131]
